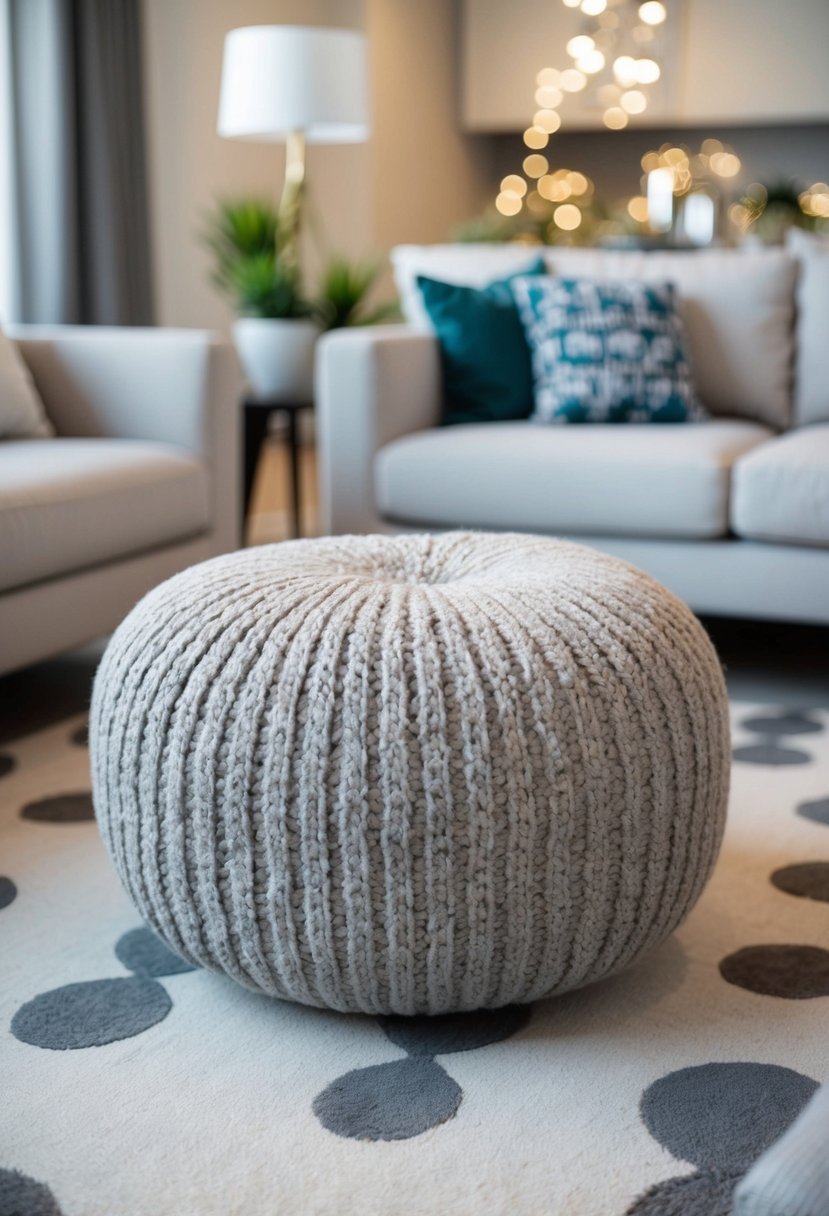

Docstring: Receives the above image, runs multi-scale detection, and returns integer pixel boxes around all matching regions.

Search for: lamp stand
[278,129,306,276]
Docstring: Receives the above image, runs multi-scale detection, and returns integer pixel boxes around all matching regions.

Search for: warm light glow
[597,83,621,106]
[638,1,667,25]
[641,151,661,172]
[603,106,628,129]
[710,151,741,177]
[562,0,581,7]
[554,203,583,230]
[501,174,527,197]
[627,195,649,223]
[621,89,647,114]
[495,192,522,216]
[523,154,549,179]
[634,58,661,83]
[729,202,752,231]
[566,171,589,196]
[533,109,562,133]
[539,174,571,202]
[524,126,549,149]
[566,35,595,59]
[577,50,606,74]
[581,0,607,14]
[701,138,724,157]
[613,56,639,86]
[535,85,564,108]
[560,68,588,92]
[536,67,561,87]
[632,23,654,42]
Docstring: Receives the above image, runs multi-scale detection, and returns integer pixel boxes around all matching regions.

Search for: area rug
[1,702,827,1216]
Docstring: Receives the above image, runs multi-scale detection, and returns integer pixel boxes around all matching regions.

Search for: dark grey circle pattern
[740,712,824,737]
[0,1168,62,1216]
[625,1168,744,1216]
[731,743,812,766]
[0,876,17,909]
[0,753,15,779]
[115,927,196,977]
[20,792,94,823]
[770,862,829,903]
[797,796,829,827]
[313,1058,462,1141]
[639,1062,818,1170]
[719,944,829,999]
[11,978,172,1050]
[378,1005,530,1056]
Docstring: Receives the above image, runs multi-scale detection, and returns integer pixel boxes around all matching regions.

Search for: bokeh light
[554,203,583,230]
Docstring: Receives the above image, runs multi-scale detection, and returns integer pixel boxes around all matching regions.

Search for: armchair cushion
[0,438,209,593]
[0,327,52,438]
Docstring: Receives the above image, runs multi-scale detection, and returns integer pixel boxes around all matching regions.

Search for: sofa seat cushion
[375,420,773,540]
[0,438,209,592]
[732,425,829,547]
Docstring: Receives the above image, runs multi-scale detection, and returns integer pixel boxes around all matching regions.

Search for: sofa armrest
[9,325,244,554]
[316,325,441,534]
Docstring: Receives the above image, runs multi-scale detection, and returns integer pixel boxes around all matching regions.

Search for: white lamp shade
[217,25,369,144]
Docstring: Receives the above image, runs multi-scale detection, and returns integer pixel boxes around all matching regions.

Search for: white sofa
[317,239,829,625]
[0,327,242,675]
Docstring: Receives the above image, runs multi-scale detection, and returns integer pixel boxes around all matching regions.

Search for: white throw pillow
[392,245,797,430]
[0,327,53,438]
[786,228,829,426]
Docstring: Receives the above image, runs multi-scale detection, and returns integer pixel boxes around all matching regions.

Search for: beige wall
[143,0,492,329]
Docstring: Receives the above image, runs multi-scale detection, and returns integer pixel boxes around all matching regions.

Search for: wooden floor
[246,437,319,545]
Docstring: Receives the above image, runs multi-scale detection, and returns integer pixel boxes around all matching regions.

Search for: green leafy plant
[316,256,399,330]
[203,199,311,319]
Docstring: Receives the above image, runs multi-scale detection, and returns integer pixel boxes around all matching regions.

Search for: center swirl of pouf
[91,532,730,1016]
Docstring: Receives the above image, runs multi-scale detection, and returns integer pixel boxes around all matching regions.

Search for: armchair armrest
[316,325,440,534]
[9,325,243,554]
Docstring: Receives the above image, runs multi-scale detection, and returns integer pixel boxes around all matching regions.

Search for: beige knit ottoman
[91,532,730,1016]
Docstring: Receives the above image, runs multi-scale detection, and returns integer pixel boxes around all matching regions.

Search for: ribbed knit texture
[90,532,730,1015]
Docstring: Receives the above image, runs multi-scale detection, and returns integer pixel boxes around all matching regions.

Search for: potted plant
[205,200,318,401]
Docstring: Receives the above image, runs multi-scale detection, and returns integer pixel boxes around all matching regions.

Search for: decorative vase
[233,317,319,402]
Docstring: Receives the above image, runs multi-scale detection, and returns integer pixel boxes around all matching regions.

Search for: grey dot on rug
[740,712,824,737]
[115,927,196,977]
[0,876,17,910]
[625,1168,744,1216]
[378,1005,531,1056]
[312,1058,462,1141]
[731,743,812,766]
[639,1062,818,1171]
[11,978,172,1050]
[797,796,829,827]
[0,1168,62,1216]
[20,793,94,824]
[0,754,14,779]
[719,945,829,999]
[770,862,829,903]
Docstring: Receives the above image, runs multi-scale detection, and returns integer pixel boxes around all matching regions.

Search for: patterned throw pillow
[511,276,705,424]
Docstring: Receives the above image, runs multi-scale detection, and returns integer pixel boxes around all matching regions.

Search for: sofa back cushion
[0,327,53,438]
[786,228,829,426]
[392,245,797,430]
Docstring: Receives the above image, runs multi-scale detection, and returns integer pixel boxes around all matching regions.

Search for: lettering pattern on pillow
[512,276,706,425]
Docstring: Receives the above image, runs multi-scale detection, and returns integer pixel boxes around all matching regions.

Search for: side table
[243,396,313,540]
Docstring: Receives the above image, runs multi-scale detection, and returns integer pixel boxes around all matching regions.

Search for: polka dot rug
[1,703,827,1216]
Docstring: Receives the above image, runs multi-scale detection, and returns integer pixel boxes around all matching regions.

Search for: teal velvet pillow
[416,258,547,426]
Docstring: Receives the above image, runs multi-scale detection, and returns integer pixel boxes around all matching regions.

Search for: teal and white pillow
[511,276,705,424]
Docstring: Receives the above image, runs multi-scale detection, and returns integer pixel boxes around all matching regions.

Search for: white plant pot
[233,317,319,402]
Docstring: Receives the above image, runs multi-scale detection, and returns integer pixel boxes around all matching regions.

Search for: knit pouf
[91,532,730,1016]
